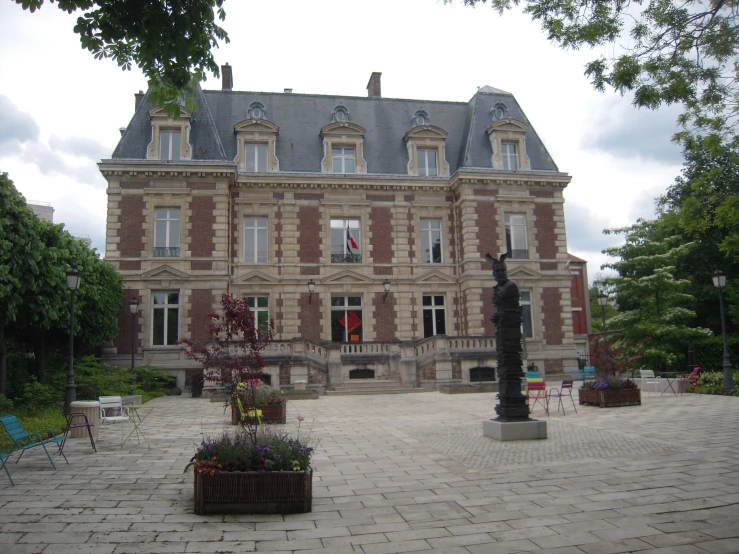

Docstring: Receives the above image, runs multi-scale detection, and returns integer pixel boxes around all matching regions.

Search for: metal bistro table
[659,373,688,396]
[121,404,154,447]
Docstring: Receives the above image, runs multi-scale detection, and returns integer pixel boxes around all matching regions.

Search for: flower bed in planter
[231,402,287,425]
[194,469,312,514]
[579,388,641,408]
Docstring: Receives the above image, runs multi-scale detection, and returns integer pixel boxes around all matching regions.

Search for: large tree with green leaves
[599,218,711,371]
[14,0,230,116]
[453,0,739,141]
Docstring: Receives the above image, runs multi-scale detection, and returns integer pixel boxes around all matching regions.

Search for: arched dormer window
[146,105,193,161]
[319,119,367,174]
[331,104,351,123]
[412,109,430,127]
[403,124,450,177]
[247,101,266,120]
[234,117,280,173]
[486,118,531,171]
[491,103,508,121]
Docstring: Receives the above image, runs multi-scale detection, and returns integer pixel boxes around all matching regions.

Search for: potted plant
[579,377,641,407]
[186,418,314,515]
[231,379,287,425]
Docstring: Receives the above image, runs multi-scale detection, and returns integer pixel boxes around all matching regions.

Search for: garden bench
[0,416,68,470]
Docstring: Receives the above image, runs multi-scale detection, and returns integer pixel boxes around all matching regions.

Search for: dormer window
[404,123,449,177]
[486,118,531,171]
[234,112,280,173]
[147,106,192,161]
[320,111,367,174]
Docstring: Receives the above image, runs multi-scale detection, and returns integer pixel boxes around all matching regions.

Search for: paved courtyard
[1,385,738,553]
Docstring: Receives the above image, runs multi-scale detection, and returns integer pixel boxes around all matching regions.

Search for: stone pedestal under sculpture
[481,253,547,442]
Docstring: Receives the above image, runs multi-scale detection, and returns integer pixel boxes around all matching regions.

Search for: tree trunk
[33,330,46,383]
[0,321,6,395]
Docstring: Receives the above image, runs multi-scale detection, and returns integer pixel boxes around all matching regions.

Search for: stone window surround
[414,206,449,265]
[320,122,368,174]
[497,200,536,261]
[422,293,447,338]
[148,196,187,258]
[150,289,181,347]
[486,119,531,171]
[404,125,450,177]
[146,106,192,161]
[520,288,534,339]
[233,119,280,172]
[234,201,279,265]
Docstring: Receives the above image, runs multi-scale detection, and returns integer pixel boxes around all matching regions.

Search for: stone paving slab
[0,387,737,552]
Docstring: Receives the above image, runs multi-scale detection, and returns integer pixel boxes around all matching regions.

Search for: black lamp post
[64,267,81,415]
[711,270,735,391]
[129,298,140,392]
[598,291,609,374]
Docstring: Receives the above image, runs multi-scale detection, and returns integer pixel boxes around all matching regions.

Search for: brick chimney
[367,72,382,98]
[222,62,233,91]
[134,90,145,111]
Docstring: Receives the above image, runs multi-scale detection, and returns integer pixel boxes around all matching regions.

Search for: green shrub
[136,365,176,392]
[15,378,60,415]
[695,370,739,395]
[74,356,131,399]
[0,394,14,414]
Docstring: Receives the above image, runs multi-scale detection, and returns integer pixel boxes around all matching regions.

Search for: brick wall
[372,292,396,340]
[189,289,214,342]
[476,201,499,259]
[482,286,495,336]
[542,287,564,345]
[189,197,215,257]
[407,208,416,260]
[298,206,321,272]
[370,206,393,274]
[119,195,145,257]
[298,292,321,341]
[116,289,140,354]
[534,203,557,259]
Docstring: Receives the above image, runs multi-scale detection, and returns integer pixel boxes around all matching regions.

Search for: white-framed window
[330,218,361,263]
[244,217,268,263]
[331,296,363,342]
[520,290,533,339]
[332,147,355,174]
[245,143,268,172]
[152,291,179,346]
[505,213,528,259]
[246,296,270,338]
[420,219,442,264]
[417,148,438,177]
[501,141,518,170]
[159,130,181,161]
[154,208,181,257]
[422,295,446,338]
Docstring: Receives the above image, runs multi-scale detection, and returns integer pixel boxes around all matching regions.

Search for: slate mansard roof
[112,85,561,175]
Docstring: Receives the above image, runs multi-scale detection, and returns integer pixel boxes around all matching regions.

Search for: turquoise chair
[0,416,68,470]
[0,452,13,486]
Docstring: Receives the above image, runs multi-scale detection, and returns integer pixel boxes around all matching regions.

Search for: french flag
[347,229,358,251]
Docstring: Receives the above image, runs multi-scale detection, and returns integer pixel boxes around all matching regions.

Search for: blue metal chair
[0,452,14,486]
[0,416,68,470]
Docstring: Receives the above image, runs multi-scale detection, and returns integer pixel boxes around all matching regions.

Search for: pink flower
[297,415,305,422]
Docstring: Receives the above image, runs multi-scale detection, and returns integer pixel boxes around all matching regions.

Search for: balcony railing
[331,253,362,263]
[154,247,180,257]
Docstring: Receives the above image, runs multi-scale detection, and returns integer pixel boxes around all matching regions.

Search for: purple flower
[297,415,305,422]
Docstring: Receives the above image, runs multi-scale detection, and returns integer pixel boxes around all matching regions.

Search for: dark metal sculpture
[487,253,530,420]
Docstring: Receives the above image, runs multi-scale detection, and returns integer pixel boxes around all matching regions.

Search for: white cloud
[0,0,686,280]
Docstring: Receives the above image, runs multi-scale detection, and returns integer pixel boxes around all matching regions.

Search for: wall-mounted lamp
[308,279,315,303]
[383,279,391,301]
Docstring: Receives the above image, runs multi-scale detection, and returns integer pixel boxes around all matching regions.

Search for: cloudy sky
[0,0,684,282]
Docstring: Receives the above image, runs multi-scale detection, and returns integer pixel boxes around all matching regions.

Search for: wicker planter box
[231,402,287,425]
[579,389,641,408]
[194,469,312,515]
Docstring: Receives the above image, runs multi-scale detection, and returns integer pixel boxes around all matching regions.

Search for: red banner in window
[339,311,362,333]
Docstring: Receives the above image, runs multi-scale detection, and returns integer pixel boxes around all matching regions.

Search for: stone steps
[327,379,425,396]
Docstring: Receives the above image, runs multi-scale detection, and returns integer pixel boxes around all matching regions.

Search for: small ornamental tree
[179,293,273,442]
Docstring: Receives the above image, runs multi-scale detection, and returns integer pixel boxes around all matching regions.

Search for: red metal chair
[548,380,577,415]
[527,381,549,416]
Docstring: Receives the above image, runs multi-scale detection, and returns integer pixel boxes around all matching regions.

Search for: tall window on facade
[154,208,181,257]
[332,147,355,174]
[246,296,270,338]
[505,213,528,259]
[418,148,438,177]
[501,141,518,170]
[159,130,181,160]
[422,295,446,338]
[330,219,361,263]
[331,296,363,342]
[420,219,442,264]
[152,292,179,346]
[245,143,268,172]
[520,290,533,338]
[244,217,268,263]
